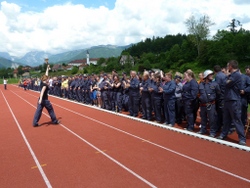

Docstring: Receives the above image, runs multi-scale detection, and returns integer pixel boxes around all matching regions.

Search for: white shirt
[49,79,53,87]
[4,79,7,84]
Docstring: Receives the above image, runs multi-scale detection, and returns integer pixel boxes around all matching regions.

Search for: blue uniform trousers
[141,92,152,120]
[175,98,183,123]
[68,89,75,100]
[122,93,129,111]
[54,86,60,97]
[110,91,115,111]
[200,104,217,135]
[184,100,195,131]
[220,100,246,142]
[102,90,111,110]
[241,98,248,126]
[86,90,91,104]
[216,100,224,131]
[33,100,57,126]
[164,99,176,125]
[114,92,123,112]
[153,97,163,122]
[73,89,79,102]
[76,89,82,102]
[128,95,140,116]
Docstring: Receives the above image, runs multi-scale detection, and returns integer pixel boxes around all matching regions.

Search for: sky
[0,0,250,57]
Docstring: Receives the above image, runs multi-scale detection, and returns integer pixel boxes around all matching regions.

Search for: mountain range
[0,45,131,68]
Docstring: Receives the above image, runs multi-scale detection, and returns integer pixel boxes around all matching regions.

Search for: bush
[71,66,78,74]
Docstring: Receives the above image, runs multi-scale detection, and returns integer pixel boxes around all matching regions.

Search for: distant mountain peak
[0,44,132,67]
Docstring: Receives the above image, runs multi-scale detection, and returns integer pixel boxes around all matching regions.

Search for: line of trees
[122,17,250,73]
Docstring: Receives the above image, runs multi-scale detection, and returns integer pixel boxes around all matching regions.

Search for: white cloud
[0,0,250,57]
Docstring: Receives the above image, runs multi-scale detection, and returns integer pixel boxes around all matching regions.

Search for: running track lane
[0,89,50,188]
[1,88,156,187]
[8,85,250,187]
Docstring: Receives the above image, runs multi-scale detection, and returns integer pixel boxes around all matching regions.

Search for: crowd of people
[19,60,250,145]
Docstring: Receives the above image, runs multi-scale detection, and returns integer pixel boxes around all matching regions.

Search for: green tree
[97,58,106,66]
[71,66,78,74]
[227,19,242,34]
[17,65,24,75]
[185,15,215,57]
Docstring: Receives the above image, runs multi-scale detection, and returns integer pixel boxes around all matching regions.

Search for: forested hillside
[122,29,250,73]
[123,19,250,72]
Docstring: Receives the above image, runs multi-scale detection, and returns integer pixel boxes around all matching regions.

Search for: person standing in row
[140,71,152,120]
[182,70,199,131]
[150,72,164,123]
[217,60,246,145]
[128,71,140,117]
[213,65,227,132]
[174,75,183,124]
[198,70,221,137]
[161,72,176,127]
[33,64,60,127]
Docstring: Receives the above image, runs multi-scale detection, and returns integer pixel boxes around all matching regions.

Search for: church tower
[86,50,90,65]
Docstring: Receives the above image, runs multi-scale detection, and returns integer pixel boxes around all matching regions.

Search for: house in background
[22,71,30,77]
[65,65,73,71]
[68,59,88,67]
[52,64,64,72]
[68,51,99,69]
[13,69,18,78]
[119,55,135,66]
[22,66,32,72]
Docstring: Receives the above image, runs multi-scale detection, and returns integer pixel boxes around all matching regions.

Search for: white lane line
[10,91,157,188]
[19,90,250,183]
[0,90,52,188]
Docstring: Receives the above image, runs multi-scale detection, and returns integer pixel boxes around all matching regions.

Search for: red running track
[0,85,250,188]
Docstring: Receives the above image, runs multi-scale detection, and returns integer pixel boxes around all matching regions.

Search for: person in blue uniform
[213,65,227,132]
[113,74,123,112]
[182,70,199,131]
[150,72,164,123]
[127,71,140,117]
[106,74,115,111]
[122,73,130,111]
[198,70,221,137]
[174,75,183,124]
[160,72,176,127]
[217,60,246,145]
[33,64,60,127]
[69,76,76,100]
[240,72,250,127]
[140,71,152,120]
[100,73,111,110]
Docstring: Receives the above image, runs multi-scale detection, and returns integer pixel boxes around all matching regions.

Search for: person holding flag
[32,59,60,127]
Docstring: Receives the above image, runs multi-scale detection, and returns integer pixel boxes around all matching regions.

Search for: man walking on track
[33,64,60,127]
[3,78,8,90]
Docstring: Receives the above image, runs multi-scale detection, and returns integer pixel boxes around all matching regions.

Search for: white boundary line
[13,89,250,184]
[0,90,52,188]
[10,90,157,188]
